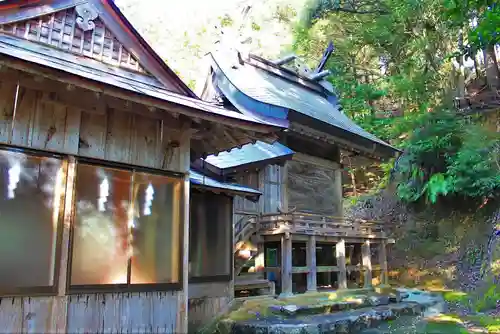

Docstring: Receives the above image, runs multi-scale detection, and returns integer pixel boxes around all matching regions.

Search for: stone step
[226,302,429,334]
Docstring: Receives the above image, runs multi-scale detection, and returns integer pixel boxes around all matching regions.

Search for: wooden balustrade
[255,212,387,239]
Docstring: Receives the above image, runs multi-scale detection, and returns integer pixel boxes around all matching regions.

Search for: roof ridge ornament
[75,3,99,32]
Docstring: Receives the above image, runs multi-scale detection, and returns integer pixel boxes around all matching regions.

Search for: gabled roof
[204,141,294,174]
[0,1,288,156]
[190,169,261,201]
[206,50,400,159]
[0,0,196,97]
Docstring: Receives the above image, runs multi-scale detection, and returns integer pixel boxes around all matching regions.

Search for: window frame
[0,145,68,297]
[67,157,185,294]
[188,189,233,284]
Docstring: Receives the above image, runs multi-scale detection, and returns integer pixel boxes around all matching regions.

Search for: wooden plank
[132,115,161,169]
[0,80,16,143]
[0,297,23,333]
[101,293,124,334]
[63,107,82,154]
[104,109,132,164]
[67,294,104,333]
[188,282,231,299]
[362,241,372,288]
[336,239,347,289]
[280,234,292,297]
[188,296,230,333]
[379,241,389,286]
[78,109,107,159]
[11,86,37,146]
[49,297,68,334]
[306,235,317,292]
[23,297,53,333]
[30,95,68,151]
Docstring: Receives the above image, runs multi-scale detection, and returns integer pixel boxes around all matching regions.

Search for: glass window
[189,191,231,279]
[70,163,183,288]
[131,172,182,284]
[0,149,66,292]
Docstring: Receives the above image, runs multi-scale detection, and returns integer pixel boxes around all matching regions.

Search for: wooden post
[280,162,289,211]
[336,239,347,289]
[306,235,317,292]
[280,233,293,297]
[362,241,372,288]
[178,176,190,334]
[333,168,343,217]
[379,240,389,286]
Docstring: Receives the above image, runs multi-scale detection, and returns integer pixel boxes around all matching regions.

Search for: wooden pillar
[306,235,317,292]
[362,241,372,288]
[280,162,289,211]
[379,240,389,286]
[280,233,293,297]
[333,168,343,217]
[336,239,347,289]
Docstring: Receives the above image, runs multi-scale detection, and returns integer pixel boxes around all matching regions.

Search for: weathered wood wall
[233,165,284,216]
[0,77,191,332]
[188,282,232,332]
[0,80,189,173]
[287,153,342,216]
[0,292,180,333]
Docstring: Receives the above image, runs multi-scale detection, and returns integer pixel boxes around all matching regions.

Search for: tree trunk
[457,31,466,98]
[484,46,500,90]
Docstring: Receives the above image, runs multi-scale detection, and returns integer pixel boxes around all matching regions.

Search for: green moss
[473,283,500,312]
[419,315,469,334]
[443,291,469,304]
[467,314,500,333]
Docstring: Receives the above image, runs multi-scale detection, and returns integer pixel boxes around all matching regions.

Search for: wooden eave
[0,55,284,156]
[288,113,400,161]
[0,0,196,97]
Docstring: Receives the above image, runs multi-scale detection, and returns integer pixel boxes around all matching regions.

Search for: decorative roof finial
[75,4,99,31]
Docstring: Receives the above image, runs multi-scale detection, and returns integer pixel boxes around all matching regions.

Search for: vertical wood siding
[0,81,190,332]
[0,293,179,334]
[188,282,232,332]
[0,83,187,173]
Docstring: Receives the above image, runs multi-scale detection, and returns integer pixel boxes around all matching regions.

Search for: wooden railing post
[306,235,317,292]
[336,239,347,289]
[280,232,293,297]
[379,240,389,286]
[362,241,372,288]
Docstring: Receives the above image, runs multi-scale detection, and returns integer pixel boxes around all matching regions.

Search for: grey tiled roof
[190,170,261,196]
[205,141,293,169]
[212,52,395,150]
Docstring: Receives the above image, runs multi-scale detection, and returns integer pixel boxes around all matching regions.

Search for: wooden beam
[280,233,293,297]
[378,240,389,286]
[306,235,317,292]
[1,68,184,125]
[362,241,372,288]
[0,57,281,134]
[336,239,347,289]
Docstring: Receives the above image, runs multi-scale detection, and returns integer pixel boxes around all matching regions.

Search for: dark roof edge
[220,153,295,176]
[289,111,401,159]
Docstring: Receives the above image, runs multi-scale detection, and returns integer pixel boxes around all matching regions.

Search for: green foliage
[294,0,500,205]
[444,0,500,50]
[395,109,500,205]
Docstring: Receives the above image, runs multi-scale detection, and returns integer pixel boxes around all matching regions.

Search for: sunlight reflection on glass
[98,177,109,212]
[143,183,154,216]
[7,163,20,199]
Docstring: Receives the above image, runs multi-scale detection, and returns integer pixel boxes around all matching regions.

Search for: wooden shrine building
[0,1,287,333]
[197,49,400,298]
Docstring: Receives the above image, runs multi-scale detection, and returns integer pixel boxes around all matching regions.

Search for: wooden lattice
[0,8,147,73]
